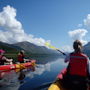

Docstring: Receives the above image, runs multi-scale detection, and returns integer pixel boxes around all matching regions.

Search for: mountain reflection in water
[0,55,67,90]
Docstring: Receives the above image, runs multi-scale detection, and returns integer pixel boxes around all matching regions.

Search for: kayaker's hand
[9,61,13,65]
[10,59,13,61]
[24,59,30,62]
[56,49,59,51]
[6,59,13,62]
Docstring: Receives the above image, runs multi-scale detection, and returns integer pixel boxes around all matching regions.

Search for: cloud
[61,45,73,52]
[68,29,88,45]
[26,58,67,79]
[77,24,82,27]
[84,14,90,27]
[26,63,51,78]
[0,5,49,46]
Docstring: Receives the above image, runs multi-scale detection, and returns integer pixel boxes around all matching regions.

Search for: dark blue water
[0,55,68,90]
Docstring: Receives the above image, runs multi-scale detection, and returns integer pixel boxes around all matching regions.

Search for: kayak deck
[48,68,90,90]
[48,79,66,90]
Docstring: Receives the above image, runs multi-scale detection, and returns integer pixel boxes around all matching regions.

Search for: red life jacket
[69,53,88,77]
[0,55,5,65]
[18,54,24,62]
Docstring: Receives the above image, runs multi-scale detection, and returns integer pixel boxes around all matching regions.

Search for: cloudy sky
[0,0,90,51]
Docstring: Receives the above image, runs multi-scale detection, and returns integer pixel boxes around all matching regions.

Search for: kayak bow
[48,68,90,90]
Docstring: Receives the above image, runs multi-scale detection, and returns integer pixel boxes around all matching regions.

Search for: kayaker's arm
[56,49,70,63]
[64,54,70,63]
[2,56,13,64]
[87,58,90,76]
[24,59,31,62]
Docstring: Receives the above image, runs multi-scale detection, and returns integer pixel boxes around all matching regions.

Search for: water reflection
[0,70,20,90]
[32,55,64,64]
[0,66,36,90]
[19,56,67,90]
[0,55,67,90]
[18,70,26,84]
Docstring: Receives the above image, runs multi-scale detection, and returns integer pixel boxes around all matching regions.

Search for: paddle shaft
[56,49,66,56]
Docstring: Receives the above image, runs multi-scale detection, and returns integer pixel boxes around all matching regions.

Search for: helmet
[0,49,5,54]
[20,50,25,54]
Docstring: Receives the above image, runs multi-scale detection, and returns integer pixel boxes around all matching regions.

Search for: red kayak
[0,60,36,72]
[48,68,90,90]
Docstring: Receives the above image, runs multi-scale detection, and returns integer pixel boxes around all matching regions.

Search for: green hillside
[0,42,22,63]
[0,41,60,63]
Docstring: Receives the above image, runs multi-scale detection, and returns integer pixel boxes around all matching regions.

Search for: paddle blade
[45,42,66,56]
[45,42,58,50]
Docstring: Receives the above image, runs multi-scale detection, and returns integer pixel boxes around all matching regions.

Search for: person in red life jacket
[18,50,31,63]
[0,49,13,65]
[18,50,25,63]
[64,40,89,90]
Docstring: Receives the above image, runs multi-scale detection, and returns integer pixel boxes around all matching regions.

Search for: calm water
[0,55,68,90]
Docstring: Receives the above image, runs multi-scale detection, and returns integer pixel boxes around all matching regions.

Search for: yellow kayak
[48,68,90,90]
[48,79,66,90]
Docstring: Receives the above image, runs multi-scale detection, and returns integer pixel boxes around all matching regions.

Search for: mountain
[0,41,22,53]
[2,40,90,56]
[12,41,59,54]
[0,41,24,62]
[0,41,60,62]
[83,42,90,57]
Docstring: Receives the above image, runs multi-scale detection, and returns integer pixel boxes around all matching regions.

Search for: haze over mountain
[0,41,22,53]
[83,42,90,57]
[0,41,59,55]
[0,41,90,57]
[12,41,59,54]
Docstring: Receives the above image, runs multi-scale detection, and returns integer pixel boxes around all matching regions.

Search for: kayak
[48,80,65,90]
[48,68,90,90]
[0,60,36,72]
[48,68,67,90]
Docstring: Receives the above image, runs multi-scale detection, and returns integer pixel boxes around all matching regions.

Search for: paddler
[64,40,90,89]
[18,50,30,63]
[0,49,13,65]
